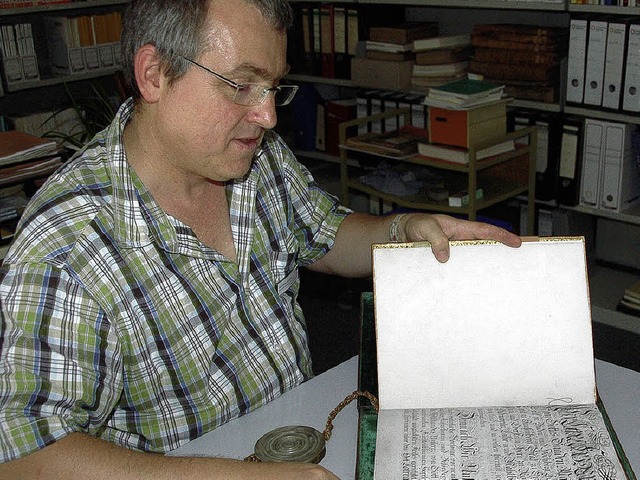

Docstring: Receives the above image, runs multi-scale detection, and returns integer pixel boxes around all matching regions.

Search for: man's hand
[400,213,522,263]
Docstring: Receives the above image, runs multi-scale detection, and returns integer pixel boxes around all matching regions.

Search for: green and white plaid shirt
[0,98,350,462]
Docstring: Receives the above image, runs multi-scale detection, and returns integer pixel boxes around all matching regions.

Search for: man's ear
[134,44,163,103]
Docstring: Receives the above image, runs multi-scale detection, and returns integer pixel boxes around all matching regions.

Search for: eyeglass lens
[234,85,298,107]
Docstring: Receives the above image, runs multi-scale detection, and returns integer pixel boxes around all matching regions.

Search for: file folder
[600,122,639,212]
[580,118,605,207]
[602,20,629,110]
[557,117,584,207]
[583,19,608,106]
[566,18,588,104]
[622,23,640,113]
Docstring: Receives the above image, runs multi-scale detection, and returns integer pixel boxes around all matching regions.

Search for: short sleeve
[0,262,122,463]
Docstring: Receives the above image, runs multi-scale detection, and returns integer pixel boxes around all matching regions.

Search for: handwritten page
[375,404,626,479]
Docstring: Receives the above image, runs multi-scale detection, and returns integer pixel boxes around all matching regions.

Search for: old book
[471,23,567,50]
[413,33,470,52]
[469,59,560,83]
[473,47,561,65]
[371,238,634,480]
[368,21,438,45]
[415,46,472,65]
[417,137,516,164]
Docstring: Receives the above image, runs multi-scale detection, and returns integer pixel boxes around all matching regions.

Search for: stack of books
[0,130,63,188]
[469,24,567,103]
[422,77,507,110]
[617,280,640,317]
[352,22,439,91]
[411,34,471,89]
[365,22,438,62]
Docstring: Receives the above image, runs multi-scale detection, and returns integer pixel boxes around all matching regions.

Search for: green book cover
[429,78,504,100]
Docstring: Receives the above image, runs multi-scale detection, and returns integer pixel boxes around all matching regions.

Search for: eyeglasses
[180,56,298,107]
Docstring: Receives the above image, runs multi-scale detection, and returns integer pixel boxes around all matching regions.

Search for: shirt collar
[107,98,180,252]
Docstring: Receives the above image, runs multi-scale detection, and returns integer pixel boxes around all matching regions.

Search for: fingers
[402,214,521,263]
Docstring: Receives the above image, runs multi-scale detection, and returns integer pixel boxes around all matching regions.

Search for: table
[169,357,360,479]
[170,356,639,479]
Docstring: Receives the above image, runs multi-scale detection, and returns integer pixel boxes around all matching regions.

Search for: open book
[370,237,633,479]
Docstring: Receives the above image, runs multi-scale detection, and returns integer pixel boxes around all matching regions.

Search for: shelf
[338,109,536,229]
[347,175,529,214]
[2,67,121,93]
[0,0,128,16]
[357,0,565,10]
[286,74,354,89]
[568,4,640,15]
[564,106,640,126]
[568,203,640,227]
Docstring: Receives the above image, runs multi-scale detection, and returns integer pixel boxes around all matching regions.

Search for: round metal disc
[254,425,326,464]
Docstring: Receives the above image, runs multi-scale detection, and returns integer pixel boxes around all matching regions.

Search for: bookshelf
[337,108,537,233]
[286,0,640,339]
[0,1,127,97]
[0,1,128,262]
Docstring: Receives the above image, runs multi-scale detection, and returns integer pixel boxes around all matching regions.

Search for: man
[0,0,521,478]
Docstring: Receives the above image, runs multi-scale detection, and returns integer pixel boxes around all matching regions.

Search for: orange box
[428,102,507,148]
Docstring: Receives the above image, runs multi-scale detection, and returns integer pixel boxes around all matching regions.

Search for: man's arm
[309,212,522,277]
[0,433,339,480]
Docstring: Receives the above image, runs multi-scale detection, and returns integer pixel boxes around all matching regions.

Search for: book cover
[428,78,505,100]
[369,238,635,480]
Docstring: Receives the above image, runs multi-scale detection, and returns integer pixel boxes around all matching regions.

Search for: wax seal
[253,425,326,464]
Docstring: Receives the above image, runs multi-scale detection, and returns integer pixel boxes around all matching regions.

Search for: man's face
[154,0,289,182]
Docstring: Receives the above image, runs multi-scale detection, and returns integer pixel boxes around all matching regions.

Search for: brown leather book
[471,24,567,52]
[472,48,560,66]
[469,60,560,83]
[471,23,567,42]
[369,22,438,45]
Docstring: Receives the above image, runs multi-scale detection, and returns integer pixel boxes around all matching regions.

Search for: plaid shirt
[0,98,350,462]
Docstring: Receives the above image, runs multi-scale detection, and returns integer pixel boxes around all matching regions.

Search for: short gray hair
[120,0,294,99]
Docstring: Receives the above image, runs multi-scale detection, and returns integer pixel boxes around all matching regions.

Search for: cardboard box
[428,102,507,148]
[350,57,414,90]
